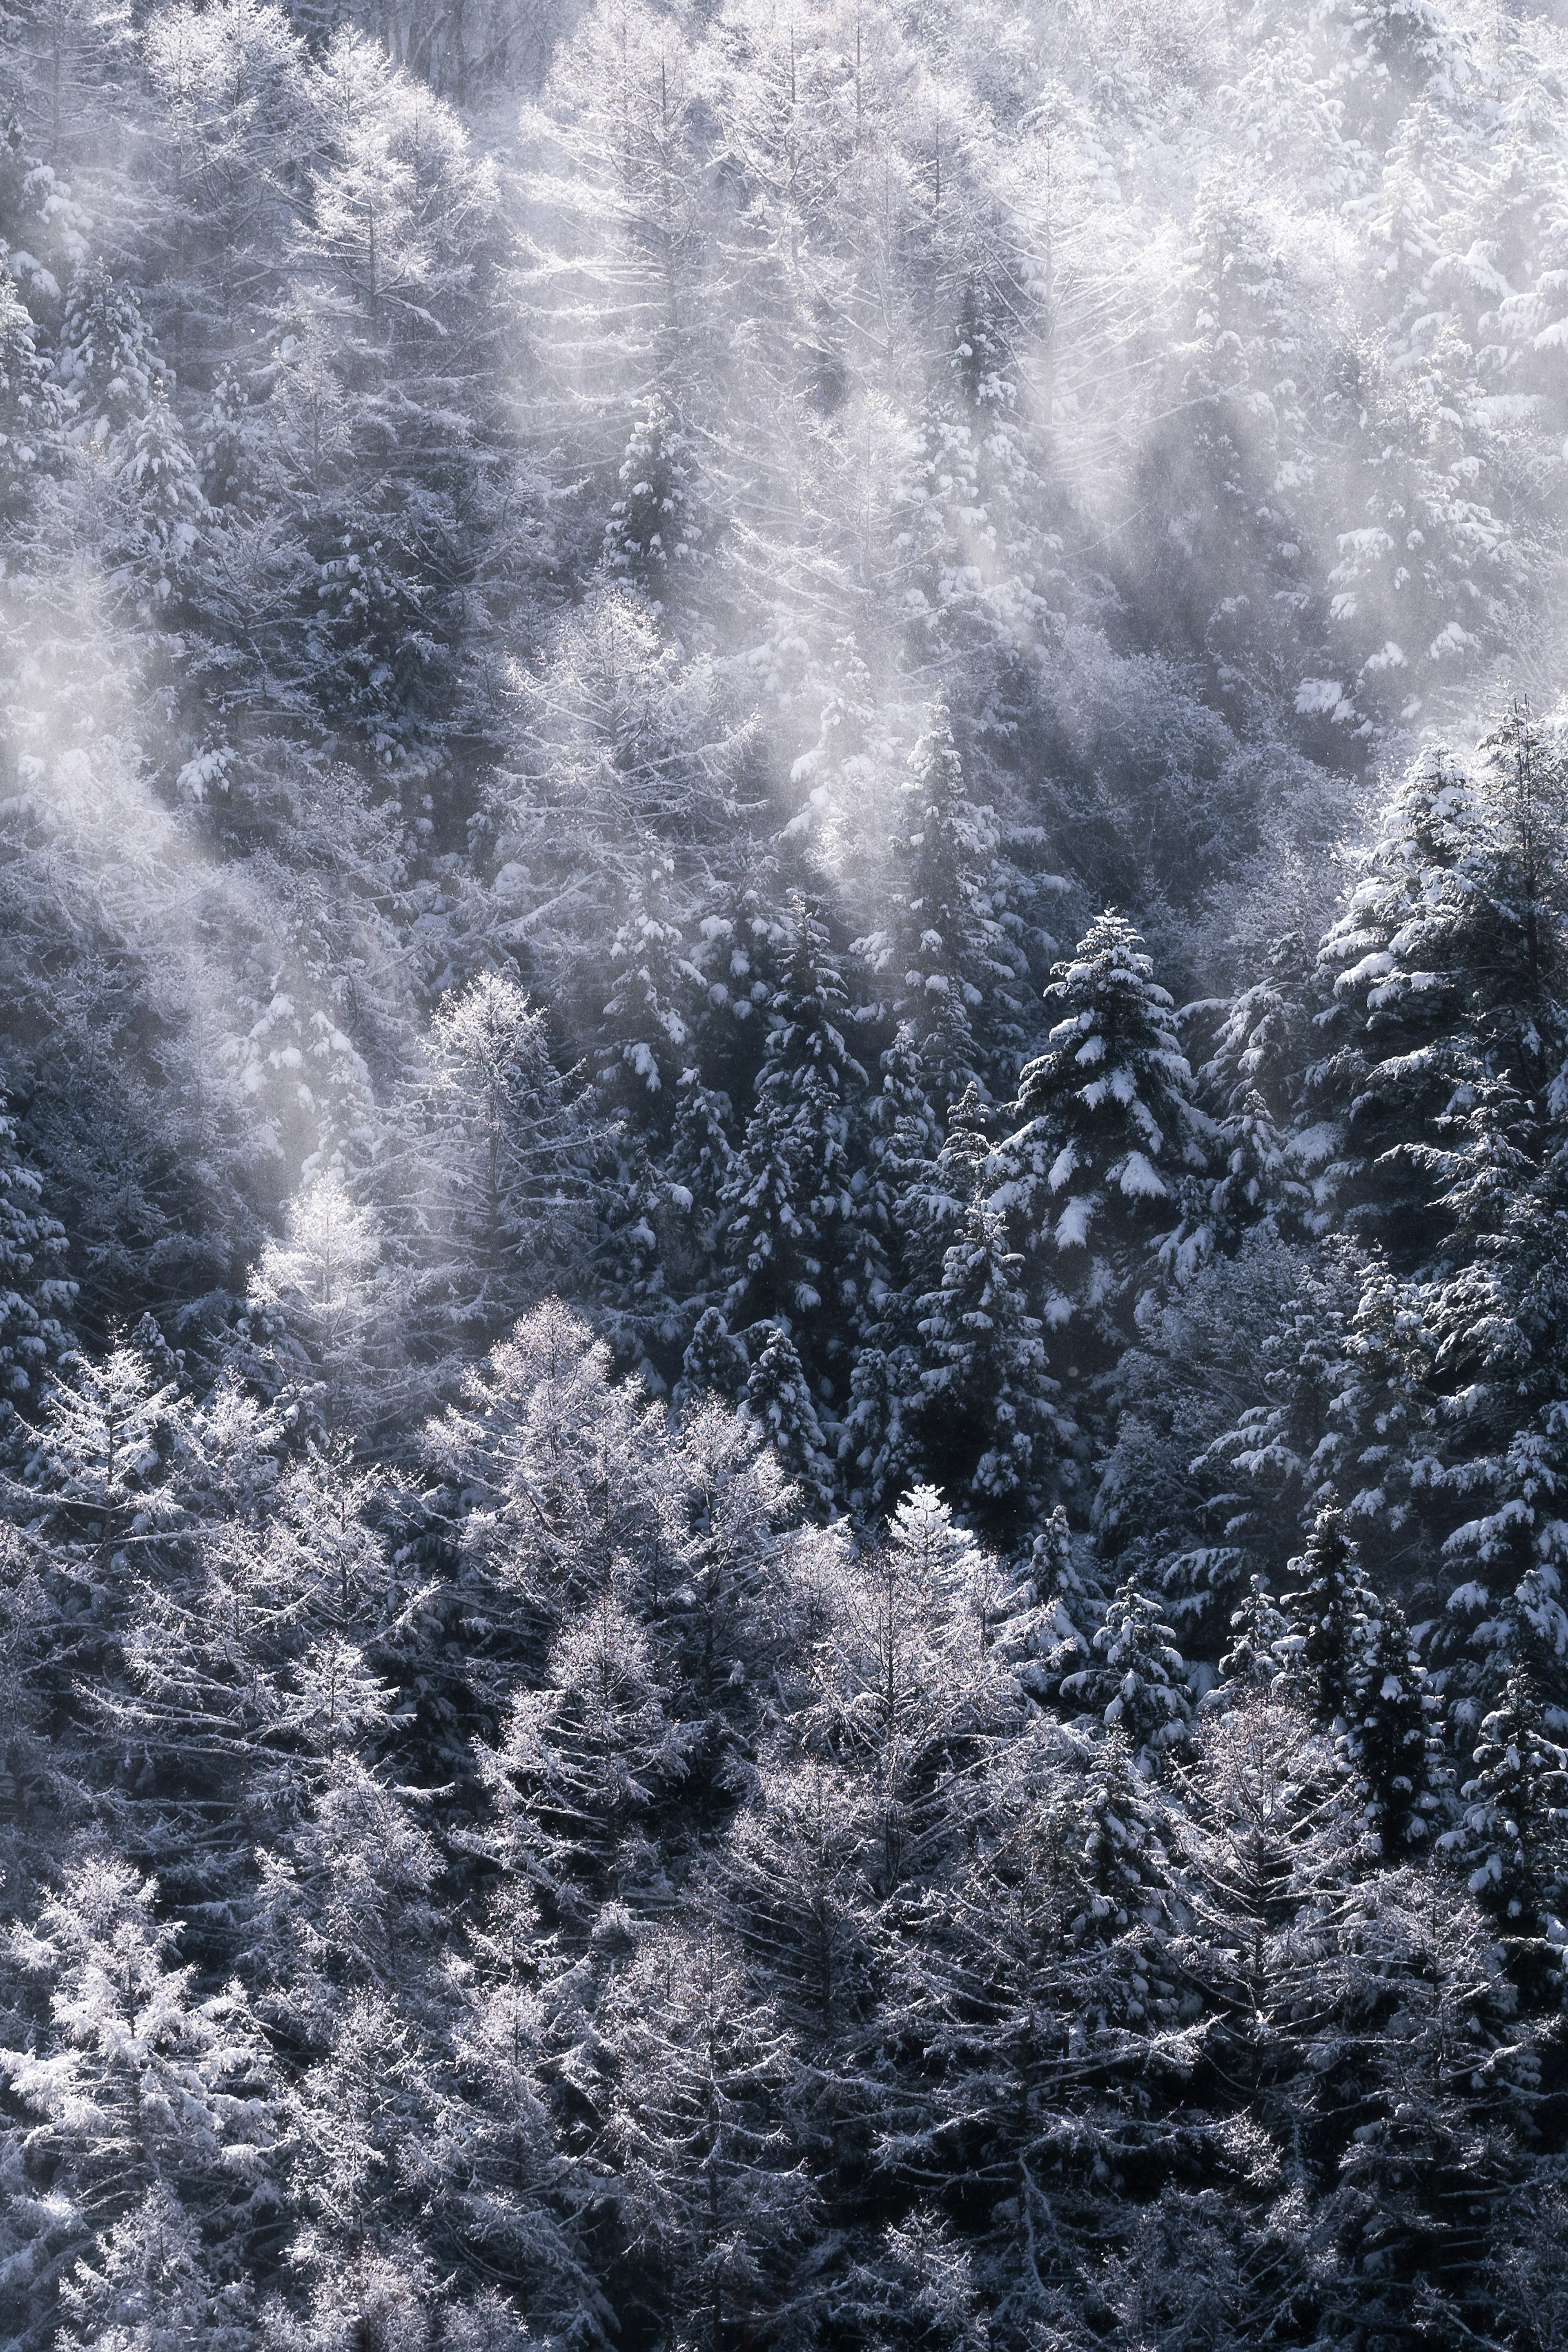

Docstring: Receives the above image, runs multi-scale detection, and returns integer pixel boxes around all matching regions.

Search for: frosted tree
[26,1338,183,1523]
[0,1099,73,1398]
[987,912,1207,1376]
[0,1857,277,2350]
[602,395,710,620]
[1277,1507,1377,1730]
[740,1321,835,1520]
[912,1201,1070,1533]
[718,1757,876,2043]
[250,1170,406,1434]
[719,896,871,1378]
[423,1298,673,1638]
[1338,1594,1443,1855]
[1061,1576,1192,1763]
[596,1914,816,2352]
[1444,1666,1568,1965]
[481,1578,690,1916]
[56,264,157,446]
[390,974,599,1353]
[858,702,1023,1115]
[0,275,63,515]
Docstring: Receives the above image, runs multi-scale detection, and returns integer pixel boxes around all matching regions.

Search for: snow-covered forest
[2,0,1568,2340]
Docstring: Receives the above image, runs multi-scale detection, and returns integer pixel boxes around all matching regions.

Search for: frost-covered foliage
[7,0,1568,2341]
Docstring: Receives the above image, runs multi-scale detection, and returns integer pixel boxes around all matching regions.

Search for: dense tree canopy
[4,0,1568,2343]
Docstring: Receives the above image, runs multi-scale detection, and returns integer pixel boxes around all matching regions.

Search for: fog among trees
[2,0,1568,2342]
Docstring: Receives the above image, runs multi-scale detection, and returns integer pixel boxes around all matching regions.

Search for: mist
[3,0,1568,2346]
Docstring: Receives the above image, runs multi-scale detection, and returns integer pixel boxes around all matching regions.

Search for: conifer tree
[987,912,1207,1374]
[0,1858,277,2350]
[602,396,709,619]
[1446,1664,1568,1957]
[596,1915,815,2352]
[1278,1507,1374,1729]
[0,274,62,515]
[0,1101,73,1399]
[911,1201,1069,1534]
[594,855,700,1139]
[675,1305,749,1411]
[719,896,871,1380]
[1061,1576,1191,1762]
[860,702,1022,1116]
[1214,1575,1288,1698]
[741,1321,835,1520]
[1339,1593,1443,1855]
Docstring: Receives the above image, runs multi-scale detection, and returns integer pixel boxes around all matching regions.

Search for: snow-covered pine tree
[0,274,63,515]
[1278,1506,1376,1730]
[1214,1574,1288,1699]
[1060,1575,1191,1763]
[987,911,1208,1380]
[0,1857,278,2352]
[1338,1592,1443,1855]
[0,1100,73,1399]
[594,855,701,1140]
[911,1200,1069,1535]
[675,1305,749,1411]
[602,395,710,621]
[858,701,1023,1117]
[719,895,871,1386]
[1444,1665,1568,1969]
[595,1913,815,2352]
[741,1321,835,1521]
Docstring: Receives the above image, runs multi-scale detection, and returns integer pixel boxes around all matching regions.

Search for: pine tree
[1312,743,1554,1269]
[0,1857,277,2351]
[1446,1665,1568,1959]
[719,896,871,1380]
[0,1100,73,1400]
[741,1322,835,1521]
[595,1913,815,2352]
[0,273,63,514]
[1214,1575,1288,1698]
[1061,1576,1192,1762]
[602,395,710,619]
[1338,1592,1443,1855]
[114,383,205,615]
[987,912,1207,1375]
[56,263,158,446]
[1278,1507,1375,1729]
[911,1201,1069,1535]
[675,1305,749,1411]
[594,855,701,1139]
[859,702,1023,1116]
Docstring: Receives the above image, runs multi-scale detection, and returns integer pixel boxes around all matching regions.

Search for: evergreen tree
[859,701,1022,1115]
[602,395,710,620]
[595,1915,815,2352]
[0,1857,277,2352]
[1445,1665,1568,1960]
[675,1305,749,1411]
[740,1321,835,1520]
[1278,1507,1376,1729]
[1061,1576,1191,1762]
[911,1201,1069,1535]
[0,1100,73,1400]
[719,896,871,1382]
[987,912,1207,1376]
[0,274,62,514]
[1339,1592,1443,1855]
